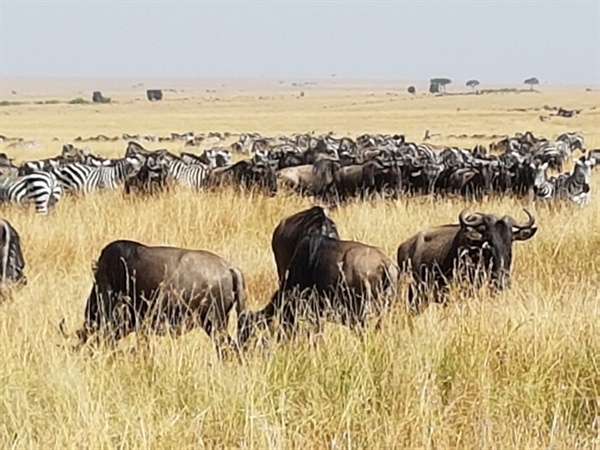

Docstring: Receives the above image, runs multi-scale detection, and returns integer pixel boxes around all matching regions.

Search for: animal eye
[466,229,483,241]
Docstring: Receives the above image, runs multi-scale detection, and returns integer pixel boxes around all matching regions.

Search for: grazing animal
[276,158,340,197]
[240,234,398,344]
[271,206,340,282]
[397,209,537,309]
[207,159,277,196]
[124,155,169,195]
[166,157,210,190]
[53,157,142,194]
[60,240,246,357]
[557,158,594,206]
[0,219,26,292]
[0,171,62,215]
[331,159,389,201]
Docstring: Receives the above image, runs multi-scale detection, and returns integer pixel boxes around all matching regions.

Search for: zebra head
[572,158,594,189]
[530,162,549,192]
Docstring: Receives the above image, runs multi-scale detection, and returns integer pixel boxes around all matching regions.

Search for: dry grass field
[0,81,598,449]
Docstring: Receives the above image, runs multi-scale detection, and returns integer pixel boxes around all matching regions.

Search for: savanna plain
[0,82,598,449]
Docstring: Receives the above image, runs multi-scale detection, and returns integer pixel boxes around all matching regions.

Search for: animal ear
[513,226,537,241]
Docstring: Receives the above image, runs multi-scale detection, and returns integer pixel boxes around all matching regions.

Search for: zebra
[531,159,593,205]
[532,140,571,171]
[166,157,210,189]
[530,162,555,200]
[557,132,585,152]
[556,158,594,206]
[0,171,62,214]
[53,157,142,195]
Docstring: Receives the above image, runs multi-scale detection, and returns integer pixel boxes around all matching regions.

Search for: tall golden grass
[0,87,598,448]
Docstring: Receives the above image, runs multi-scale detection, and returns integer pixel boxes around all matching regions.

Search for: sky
[0,1,598,85]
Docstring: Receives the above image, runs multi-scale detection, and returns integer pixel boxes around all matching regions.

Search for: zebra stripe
[167,159,210,189]
[0,171,62,215]
[54,158,140,194]
[53,163,94,194]
[558,159,593,206]
[531,162,555,200]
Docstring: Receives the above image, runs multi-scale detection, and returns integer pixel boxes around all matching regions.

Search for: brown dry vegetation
[0,84,599,448]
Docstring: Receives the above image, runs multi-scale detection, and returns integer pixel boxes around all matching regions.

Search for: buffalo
[240,233,398,344]
[0,219,26,294]
[397,209,537,309]
[271,206,340,282]
[60,240,246,357]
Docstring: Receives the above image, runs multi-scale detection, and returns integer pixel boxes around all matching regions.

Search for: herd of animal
[0,128,594,358]
[0,130,597,215]
[1,203,538,358]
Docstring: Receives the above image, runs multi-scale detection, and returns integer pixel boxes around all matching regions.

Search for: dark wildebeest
[207,158,277,196]
[271,206,340,282]
[0,219,26,293]
[124,153,170,196]
[60,240,246,357]
[397,209,537,310]
[239,234,399,345]
[276,157,341,198]
[330,159,390,202]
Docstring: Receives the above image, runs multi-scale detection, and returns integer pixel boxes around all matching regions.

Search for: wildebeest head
[271,206,340,282]
[457,208,537,290]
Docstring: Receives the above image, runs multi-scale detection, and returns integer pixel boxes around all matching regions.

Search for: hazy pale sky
[0,1,598,84]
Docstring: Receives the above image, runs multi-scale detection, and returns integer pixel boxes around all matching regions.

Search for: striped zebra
[556,158,594,206]
[530,162,555,200]
[53,157,142,195]
[0,171,62,214]
[557,132,585,152]
[166,158,210,189]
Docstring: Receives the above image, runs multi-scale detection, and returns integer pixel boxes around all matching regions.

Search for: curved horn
[510,208,536,229]
[459,208,484,227]
[58,318,69,339]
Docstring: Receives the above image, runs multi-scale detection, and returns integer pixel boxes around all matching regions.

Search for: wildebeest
[60,240,246,357]
[271,206,340,282]
[0,219,26,293]
[276,158,340,198]
[123,153,170,196]
[240,233,399,345]
[330,159,390,202]
[206,158,277,196]
[397,209,537,309]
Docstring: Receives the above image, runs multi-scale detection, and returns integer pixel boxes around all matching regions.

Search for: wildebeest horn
[58,318,69,339]
[506,208,536,229]
[459,209,484,227]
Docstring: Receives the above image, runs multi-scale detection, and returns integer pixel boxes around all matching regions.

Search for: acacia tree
[524,77,540,90]
[430,78,452,93]
[466,79,480,91]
